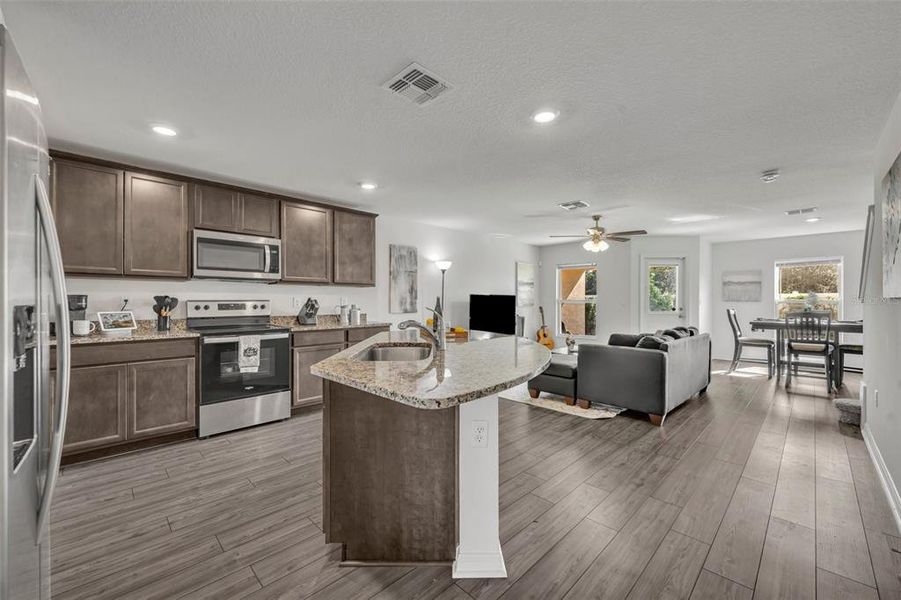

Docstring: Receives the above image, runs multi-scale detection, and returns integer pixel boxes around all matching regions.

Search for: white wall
[67,215,540,333]
[537,236,701,344]
[864,86,901,524]
[710,231,865,363]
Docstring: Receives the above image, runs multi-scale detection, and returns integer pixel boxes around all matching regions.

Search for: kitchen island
[311,331,550,578]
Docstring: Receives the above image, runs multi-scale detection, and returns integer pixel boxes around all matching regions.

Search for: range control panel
[186,300,271,318]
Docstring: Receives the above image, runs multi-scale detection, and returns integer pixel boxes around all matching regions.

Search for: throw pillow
[687,326,699,336]
[662,328,689,339]
[636,335,668,351]
[608,333,643,347]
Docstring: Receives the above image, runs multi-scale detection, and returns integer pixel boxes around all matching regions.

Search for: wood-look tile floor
[50,361,901,600]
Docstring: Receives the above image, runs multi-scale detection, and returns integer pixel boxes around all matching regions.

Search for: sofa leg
[577,399,591,410]
[564,396,576,406]
[649,413,664,427]
[528,388,540,399]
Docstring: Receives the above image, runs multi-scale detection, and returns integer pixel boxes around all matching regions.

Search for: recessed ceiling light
[805,217,821,223]
[151,125,177,137]
[667,214,720,223]
[532,110,559,124]
[760,169,780,183]
[359,182,378,191]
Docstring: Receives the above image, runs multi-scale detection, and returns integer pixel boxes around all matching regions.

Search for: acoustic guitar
[536,306,555,350]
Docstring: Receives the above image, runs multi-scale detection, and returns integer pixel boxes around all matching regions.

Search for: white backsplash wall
[66,215,541,333]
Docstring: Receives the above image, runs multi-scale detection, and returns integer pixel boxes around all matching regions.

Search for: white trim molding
[862,422,901,535]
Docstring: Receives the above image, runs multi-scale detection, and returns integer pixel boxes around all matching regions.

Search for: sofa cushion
[636,335,669,351]
[543,355,577,378]
[608,333,643,347]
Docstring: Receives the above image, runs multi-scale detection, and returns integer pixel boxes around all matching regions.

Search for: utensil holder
[157,315,170,332]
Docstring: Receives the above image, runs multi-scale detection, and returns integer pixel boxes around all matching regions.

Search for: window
[775,258,842,319]
[648,263,679,313]
[557,264,597,336]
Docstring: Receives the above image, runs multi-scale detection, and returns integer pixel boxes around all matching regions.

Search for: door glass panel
[197,239,265,272]
[648,264,679,313]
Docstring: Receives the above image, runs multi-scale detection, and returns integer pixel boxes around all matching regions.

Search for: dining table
[749,318,863,381]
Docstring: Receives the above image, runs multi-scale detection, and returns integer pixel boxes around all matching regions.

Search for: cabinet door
[127,357,196,439]
[62,364,128,454]
[193,183,238,232]
[281,202,332,283]
[239,193,279,237]
[50,158,124,275]
[333,211,376,285]
[124,172,189,277]
[293,345,344,407]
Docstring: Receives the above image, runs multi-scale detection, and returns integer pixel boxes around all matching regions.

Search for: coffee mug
[72,320,96,336]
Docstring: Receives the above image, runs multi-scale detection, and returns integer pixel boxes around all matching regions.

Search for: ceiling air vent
[383,63,451,106]
[784,207,818,216]
[559,200,591,211]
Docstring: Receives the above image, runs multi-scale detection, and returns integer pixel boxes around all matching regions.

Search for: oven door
[200,332,290,405]
[193,229,281,280]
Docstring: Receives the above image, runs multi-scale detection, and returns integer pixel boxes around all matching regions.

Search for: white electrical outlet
[293,297,302,310]
[471,420,488,448]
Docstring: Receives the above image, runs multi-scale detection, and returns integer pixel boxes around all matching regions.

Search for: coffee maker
[67,294,87,322]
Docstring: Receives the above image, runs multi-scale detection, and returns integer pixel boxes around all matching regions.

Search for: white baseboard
[451,545,507,579]
[861,423,901,535]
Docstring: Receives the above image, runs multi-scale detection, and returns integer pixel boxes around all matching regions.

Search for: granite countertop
[52,320,199,346]
[311,331,552,409]
[53,316,392,346]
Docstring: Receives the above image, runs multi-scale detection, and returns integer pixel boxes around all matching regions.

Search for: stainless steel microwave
[192,229,281,281]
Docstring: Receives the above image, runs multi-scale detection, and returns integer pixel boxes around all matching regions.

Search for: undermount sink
[355,344,432,362]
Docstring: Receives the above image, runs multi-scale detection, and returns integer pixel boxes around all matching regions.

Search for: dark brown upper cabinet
[193,184,279,238]
[333,210,376,286]
[124,172,189,278]
[238,192,280,237]
[282,201,333,283]
[50,158,124,275]
[193,183,238,232]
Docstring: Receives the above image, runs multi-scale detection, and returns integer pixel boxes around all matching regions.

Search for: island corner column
[452,392,507,579]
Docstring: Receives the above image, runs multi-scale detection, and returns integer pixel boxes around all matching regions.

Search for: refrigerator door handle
[34,174,70,539]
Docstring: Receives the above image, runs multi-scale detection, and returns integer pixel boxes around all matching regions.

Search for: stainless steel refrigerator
[0,25,70,600]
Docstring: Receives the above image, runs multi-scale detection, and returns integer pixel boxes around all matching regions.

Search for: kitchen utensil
[297,297,320,325]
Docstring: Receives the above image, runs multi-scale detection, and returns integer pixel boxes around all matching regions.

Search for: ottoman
[527,354,577,405]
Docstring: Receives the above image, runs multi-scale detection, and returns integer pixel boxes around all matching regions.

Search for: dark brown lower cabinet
[127,358,196,439]
[293,344,344,408]
[62,364,128,454]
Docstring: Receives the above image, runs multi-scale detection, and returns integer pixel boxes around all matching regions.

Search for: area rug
[499,384,625,419]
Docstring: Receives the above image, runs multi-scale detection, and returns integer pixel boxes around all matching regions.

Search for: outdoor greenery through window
[775,259,842,319]
[648,264,679,312]
[558,265,597,336]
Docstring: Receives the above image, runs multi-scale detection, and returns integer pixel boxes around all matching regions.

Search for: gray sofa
[528,331,711,425]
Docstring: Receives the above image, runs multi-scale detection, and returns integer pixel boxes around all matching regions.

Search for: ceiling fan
[550,214,647,252]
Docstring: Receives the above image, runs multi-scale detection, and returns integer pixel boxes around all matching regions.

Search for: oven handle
[203,332,289,344]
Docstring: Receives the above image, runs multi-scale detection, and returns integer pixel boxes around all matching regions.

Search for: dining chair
[726,308,775,378]
[784,311,834,392]
[835,343,863,387]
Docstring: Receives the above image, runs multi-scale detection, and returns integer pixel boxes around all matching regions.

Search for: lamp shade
[435,260,453,271]
[582,239,610,253]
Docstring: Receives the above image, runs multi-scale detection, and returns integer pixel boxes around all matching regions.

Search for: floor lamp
[435,260,452,323]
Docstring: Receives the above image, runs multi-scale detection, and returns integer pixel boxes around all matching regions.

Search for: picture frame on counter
[97,310,137,335]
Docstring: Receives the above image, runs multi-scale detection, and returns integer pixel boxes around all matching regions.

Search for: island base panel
[323,382,457,562]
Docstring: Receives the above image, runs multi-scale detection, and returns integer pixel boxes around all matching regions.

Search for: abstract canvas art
[389,244,418,313]
[882,151,901,298]
[516,262,536,307]
[722,270,762,302]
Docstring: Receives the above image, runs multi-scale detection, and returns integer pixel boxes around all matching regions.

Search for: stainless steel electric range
[187,300,291,436]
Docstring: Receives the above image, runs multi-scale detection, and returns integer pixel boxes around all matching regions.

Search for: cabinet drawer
[64,339,197,368]
[347,326,390,343]
[292,330,346,347]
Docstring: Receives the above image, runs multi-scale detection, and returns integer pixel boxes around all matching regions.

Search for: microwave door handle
[263,244,272,274]
[34,174,70,539]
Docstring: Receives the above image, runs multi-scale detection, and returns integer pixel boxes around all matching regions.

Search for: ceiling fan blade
[605,236,631,242]
[606,229,647,236]
[549,235,588,238]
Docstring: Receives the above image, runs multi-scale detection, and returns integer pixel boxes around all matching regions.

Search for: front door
[640,257,686,333]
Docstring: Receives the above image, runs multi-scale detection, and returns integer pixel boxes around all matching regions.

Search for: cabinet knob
[194,304,201,310]
[203,304,210,310]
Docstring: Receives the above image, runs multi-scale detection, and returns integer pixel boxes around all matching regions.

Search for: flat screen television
[469,294,516,335]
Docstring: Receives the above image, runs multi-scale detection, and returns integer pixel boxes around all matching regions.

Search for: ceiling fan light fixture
[583,239,609,253]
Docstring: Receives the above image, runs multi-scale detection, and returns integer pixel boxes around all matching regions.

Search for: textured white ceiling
[4,2,901,244]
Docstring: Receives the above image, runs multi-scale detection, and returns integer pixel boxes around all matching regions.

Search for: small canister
[350,304,362,326]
